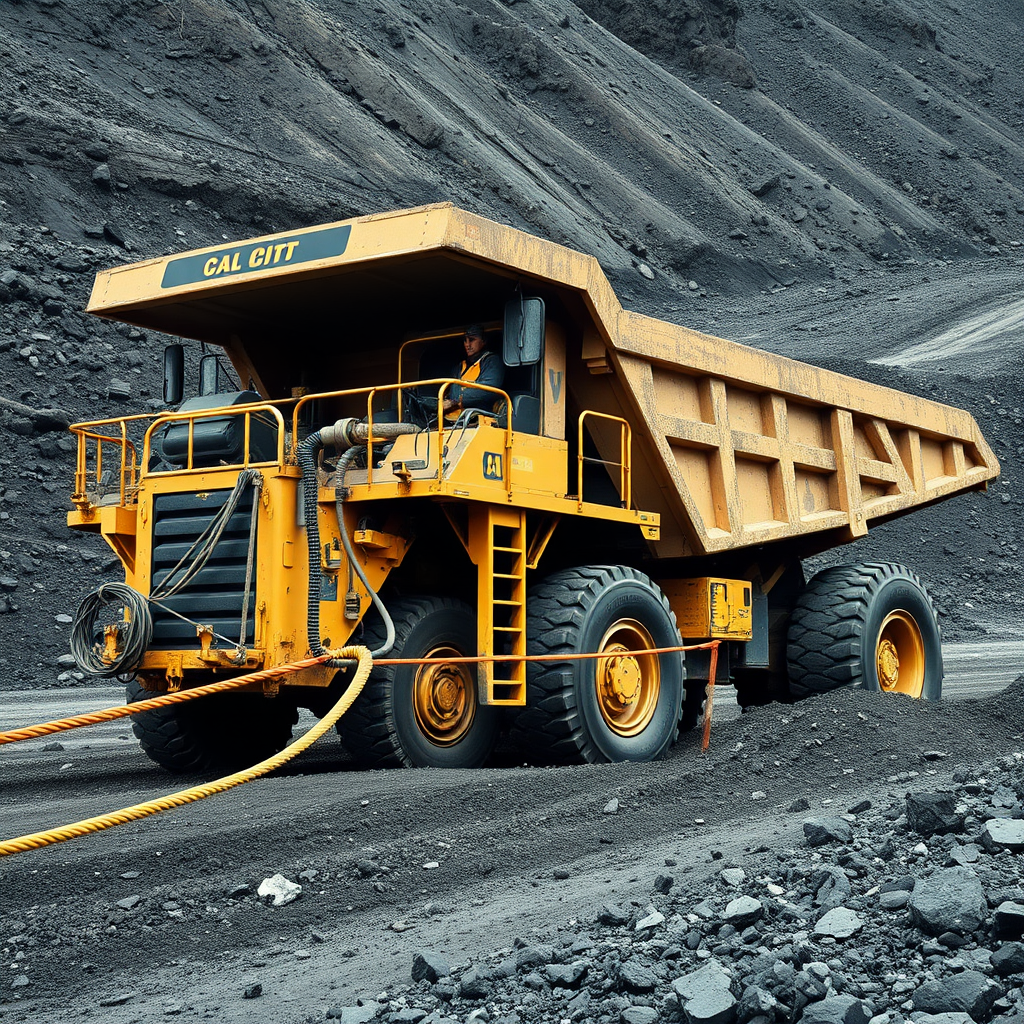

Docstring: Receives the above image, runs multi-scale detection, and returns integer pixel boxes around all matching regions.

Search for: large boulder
[906,791,965,836]
[799,994,873,1024]
[909,867,987,936]
[803,817,853,847]
[912,970,1002,1021]
[814,907,864,939]
[674,960,737,1024]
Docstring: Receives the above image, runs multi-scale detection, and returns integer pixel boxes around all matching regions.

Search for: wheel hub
[595,619,660,737]
[877,638,900,689]
[414,646,475,746]
[601,646,643,709]
[875,611,925,697]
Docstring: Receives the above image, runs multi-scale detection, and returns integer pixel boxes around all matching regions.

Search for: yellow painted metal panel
[658,577,753,640]
[80,203,997,565]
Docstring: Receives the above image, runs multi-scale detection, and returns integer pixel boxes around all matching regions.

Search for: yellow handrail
[291,379,512,492]
[142,404,287,473]
[577,410,632,510]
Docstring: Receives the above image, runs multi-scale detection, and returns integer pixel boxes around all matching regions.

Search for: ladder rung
[493,546,523,553]
[493,572,522,580]
[493,599,522,607]
[493,626,523,633]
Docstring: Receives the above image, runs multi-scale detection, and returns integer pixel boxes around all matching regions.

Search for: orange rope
[0,653,339,746]
[375,641,719,666]
[1,643,721,746]
[0,647,373,857]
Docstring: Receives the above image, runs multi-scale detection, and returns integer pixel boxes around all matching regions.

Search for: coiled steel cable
[69,471,263,677]
[69,583,153,678]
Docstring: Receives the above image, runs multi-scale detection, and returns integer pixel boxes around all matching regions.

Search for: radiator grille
[150,489,257,649]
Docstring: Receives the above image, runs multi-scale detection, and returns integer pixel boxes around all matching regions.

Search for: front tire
[127,680,296,773]
[336,596,498,768]
[512,566,685,763]
[786,562,942,700]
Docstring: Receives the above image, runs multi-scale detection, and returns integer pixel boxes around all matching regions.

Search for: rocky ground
[0,0,1022,1021]
[1,676,1023,1022]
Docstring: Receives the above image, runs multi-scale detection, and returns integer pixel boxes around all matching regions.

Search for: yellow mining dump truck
[68,204,999,771]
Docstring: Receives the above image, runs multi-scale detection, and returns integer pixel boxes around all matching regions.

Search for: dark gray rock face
[911,970,1002,1021]
[905,791,964,835]
[909,867,988,935]
[803,817,853,846]
[799,993,873,1024]
[993,901,1024,937]
[991,941,1024,975]
[411,950,450,983]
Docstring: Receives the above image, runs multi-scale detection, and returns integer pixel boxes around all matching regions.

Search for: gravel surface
[2,678,1024,1022]
[0,1,1022,1021]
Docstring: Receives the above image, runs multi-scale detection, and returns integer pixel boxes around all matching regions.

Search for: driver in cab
[442,324,504,423]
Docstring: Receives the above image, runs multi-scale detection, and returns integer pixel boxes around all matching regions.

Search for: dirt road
[1,641,1021,1022]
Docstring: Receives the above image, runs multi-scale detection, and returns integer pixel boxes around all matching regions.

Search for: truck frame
[68,204,999,771]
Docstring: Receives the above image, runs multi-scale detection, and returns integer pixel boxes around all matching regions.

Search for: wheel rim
[595,619,660,737]
[875,610,926,697]
[413,645,476,746]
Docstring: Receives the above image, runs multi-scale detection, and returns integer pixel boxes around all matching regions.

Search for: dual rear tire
[787,562,943,700]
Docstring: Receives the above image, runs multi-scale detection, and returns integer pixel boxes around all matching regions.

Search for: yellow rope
[0,646,371,857]
[0,653,345,746]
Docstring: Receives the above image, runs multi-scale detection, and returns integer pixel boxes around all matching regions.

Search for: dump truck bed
[87,203,999,560]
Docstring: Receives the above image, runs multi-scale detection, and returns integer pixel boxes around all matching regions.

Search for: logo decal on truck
[160,224,352,289]
[482,452,503,480]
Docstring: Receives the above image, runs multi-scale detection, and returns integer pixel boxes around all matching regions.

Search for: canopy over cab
[87,203,999,560]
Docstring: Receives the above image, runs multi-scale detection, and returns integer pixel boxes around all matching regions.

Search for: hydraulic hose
[296,430,395,660]
[334,446,396,657]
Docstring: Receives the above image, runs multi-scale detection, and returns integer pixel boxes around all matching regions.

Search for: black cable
[298,431,395,661]
[70,583,153,678]
[296,430,329,658]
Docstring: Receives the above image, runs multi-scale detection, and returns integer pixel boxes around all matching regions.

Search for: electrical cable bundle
[70,582,153,678]
[70,471,263,677]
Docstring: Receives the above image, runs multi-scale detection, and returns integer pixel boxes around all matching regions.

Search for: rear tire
[336,596,498,768]
[127,680,296,773]
[787,562,942,700]
[511,566,685,763]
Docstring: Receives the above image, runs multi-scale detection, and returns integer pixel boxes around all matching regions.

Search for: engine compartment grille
[149,489,257,649]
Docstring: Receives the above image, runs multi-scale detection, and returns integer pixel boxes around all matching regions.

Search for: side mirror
[163,344,184,405]
[198,354,222,396]
[503,296,545,366]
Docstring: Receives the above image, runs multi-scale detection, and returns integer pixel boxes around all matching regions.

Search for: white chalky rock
[257,873,302,906]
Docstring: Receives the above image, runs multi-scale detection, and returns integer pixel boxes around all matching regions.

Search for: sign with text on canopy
[160,224,352,289]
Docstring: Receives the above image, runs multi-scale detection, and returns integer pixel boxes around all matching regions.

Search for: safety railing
[70,379,511,508]
[577,410,632,510]
[70,412,151,510]
[291,379,513,492]
[141,404,287,475]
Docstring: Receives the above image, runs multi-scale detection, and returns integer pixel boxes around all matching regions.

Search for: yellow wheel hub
[596,619,660,737]
[875,610,925,697]
[413,645,475,746]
